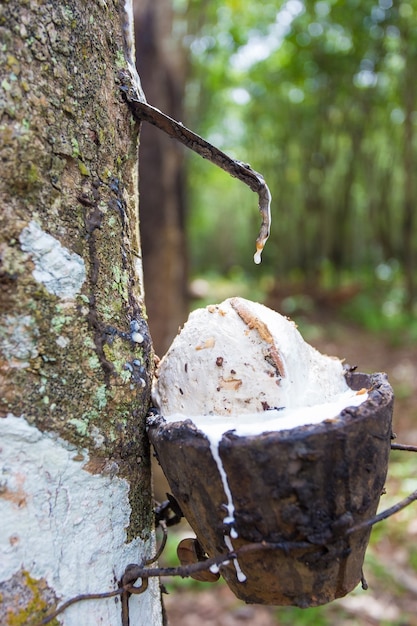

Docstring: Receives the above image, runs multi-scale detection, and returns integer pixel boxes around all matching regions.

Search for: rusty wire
[34,442,417,626]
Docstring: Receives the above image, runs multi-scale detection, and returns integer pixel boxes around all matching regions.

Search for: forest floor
[157,312,417,626]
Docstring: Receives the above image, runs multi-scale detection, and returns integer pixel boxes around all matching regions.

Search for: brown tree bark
[134,0,189,356]
[0,1,161,623]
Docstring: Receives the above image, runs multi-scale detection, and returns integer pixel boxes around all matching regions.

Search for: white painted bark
[0,415,162,626]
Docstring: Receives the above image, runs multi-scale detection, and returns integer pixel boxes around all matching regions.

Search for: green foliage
[179,0,417,314]
[276,605,331,625]
[409,547,417,573]
[167,8,417,613]
[339,263,417,339]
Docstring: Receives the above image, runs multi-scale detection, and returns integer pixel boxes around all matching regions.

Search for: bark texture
[149,373,393,607]
[0,1,161,623]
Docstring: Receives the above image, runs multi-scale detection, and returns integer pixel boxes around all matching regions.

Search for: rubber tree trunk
[0,1,162,624]
[134,0,189,356]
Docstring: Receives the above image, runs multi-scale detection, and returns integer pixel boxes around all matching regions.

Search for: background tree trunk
[0,1,162,624]
[134,0,188,356]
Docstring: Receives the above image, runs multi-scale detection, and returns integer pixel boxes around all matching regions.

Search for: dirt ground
[158,319,417,626]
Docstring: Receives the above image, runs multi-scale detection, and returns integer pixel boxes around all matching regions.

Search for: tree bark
[0,1,162,624]
[134,0,189,356]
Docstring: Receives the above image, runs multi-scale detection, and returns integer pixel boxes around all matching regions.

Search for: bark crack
[82,193,115,385]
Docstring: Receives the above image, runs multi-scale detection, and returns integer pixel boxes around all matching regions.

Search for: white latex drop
[225,535,247,583]
[208,437,235,522]
[206,431,246,582]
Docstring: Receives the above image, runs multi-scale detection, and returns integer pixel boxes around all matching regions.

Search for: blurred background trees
[134,3,417,624]
[135,0,189,355]
[136,0,417,351]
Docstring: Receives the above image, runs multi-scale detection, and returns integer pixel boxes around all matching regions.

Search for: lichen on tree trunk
[0,1,161,623]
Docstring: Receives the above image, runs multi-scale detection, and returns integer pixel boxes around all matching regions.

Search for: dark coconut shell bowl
[148,371,394,607]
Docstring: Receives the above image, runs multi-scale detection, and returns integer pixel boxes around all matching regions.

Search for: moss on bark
[0,0,153,539]
[0,570,59,626]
